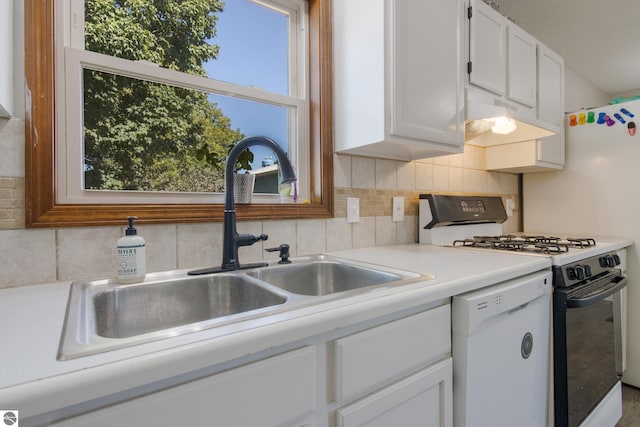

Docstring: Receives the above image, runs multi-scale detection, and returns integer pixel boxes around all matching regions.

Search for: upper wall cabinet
[468,0,505,97]
[333,0,465,161]
[485,42,565,173]
[507,25,537,108]
[468,0,536,110]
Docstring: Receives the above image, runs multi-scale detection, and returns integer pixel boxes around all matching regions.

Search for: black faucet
[189,136,297,275]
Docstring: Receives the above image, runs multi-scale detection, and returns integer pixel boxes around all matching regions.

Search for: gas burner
[453,235,572,254]
[563,237,596,248]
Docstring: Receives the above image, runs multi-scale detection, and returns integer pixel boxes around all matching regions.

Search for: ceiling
[489,0,640,96]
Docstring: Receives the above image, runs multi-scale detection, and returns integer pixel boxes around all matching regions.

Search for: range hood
[464,86,557,147]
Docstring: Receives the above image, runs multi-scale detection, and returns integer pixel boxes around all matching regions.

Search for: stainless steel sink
[94,275,287,338]
[58,272,290,360]
[58,255,431,360]
[247,259,405,296]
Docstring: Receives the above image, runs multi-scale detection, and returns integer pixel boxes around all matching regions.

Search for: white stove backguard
[418,199,503,245]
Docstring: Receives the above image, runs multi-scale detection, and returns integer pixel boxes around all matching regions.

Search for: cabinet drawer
[334,304,451,401]
[336,358,453,427]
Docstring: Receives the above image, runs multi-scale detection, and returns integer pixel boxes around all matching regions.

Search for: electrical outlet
[347,197,360,223]
[506,198,515,217]
[392,197,404,222]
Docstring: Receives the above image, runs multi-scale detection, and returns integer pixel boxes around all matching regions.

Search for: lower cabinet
[49,302,451,427]
[333,303,452,427]
[52,347,317,427]
[336,358,453,427]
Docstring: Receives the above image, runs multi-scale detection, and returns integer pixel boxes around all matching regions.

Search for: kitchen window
[25,0,333,227]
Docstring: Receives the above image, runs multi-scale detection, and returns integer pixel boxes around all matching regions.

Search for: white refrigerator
[523,99,640,386]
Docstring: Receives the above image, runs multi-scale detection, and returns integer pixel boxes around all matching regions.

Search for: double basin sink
[58,255,431,359]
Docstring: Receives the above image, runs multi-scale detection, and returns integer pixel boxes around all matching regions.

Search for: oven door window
[565,298,618,427]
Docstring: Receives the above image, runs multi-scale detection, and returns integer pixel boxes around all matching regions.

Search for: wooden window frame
[24,0,333,228]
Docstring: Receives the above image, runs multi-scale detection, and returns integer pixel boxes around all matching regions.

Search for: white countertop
[0,244,560,418]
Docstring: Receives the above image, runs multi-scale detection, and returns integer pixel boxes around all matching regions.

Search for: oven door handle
[566,276,627,308]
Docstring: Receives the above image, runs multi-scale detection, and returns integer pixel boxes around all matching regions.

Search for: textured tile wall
[0,122,521,288]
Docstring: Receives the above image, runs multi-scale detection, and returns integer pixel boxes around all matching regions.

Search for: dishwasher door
[452,270,552,427]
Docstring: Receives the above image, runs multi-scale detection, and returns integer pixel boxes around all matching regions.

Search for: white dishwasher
[452,270,552,427]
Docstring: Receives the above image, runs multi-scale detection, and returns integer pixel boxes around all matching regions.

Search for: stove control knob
[606,256,615,268]
[613,254,621,265]
[599,256,608,268]
[584,265,592,277]
[575,265,585,281]
[566,267,576,281]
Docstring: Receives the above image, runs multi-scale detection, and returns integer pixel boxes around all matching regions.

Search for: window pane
[205,0,289,95]
[209,94,291,194]
[84,0,289,95]
[82,69,290,194]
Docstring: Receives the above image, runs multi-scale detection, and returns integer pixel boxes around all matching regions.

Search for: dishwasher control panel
[451,270,551,336]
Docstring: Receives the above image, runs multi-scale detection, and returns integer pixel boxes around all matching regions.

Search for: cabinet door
[336,358,453,427]
[468,0,506,96]
[507,24,537,107]
[389,0,464,146]
[537,44,564,165]
[52,347,316,427]
[538,44,564,128]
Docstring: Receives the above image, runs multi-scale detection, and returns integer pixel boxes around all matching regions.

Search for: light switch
[347,197,360,223]
[392,197,404,222]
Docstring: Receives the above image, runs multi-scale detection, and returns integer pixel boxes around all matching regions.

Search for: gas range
[418,194,629,427]
[418,194,625,280]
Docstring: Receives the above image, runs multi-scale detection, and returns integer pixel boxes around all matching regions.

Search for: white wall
[564,66,610,112]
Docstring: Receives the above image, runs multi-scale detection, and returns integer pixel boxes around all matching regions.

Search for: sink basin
[248,259,406,296]
[58,272,290,360]
[94,275,287,338]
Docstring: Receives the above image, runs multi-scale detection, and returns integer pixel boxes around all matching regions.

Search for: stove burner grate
[452,235,595,254]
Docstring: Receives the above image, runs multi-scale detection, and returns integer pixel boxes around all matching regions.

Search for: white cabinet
[537,44,565,167]
[336,359,453,427]
[334,304,452,427]
[52,347,317,427]
[334,0,464,160]
[468,0,505,96]
[47,302,452,427]
[468,0,536,110]
[507,24,537,108]
[485,43,565,172]
[333,304,451,401]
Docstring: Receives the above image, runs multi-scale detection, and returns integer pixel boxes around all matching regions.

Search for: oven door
[553,274,627,427]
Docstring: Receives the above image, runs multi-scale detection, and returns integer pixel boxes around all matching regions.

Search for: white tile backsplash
[396,161,415,190]
[375,216,396,246]
[176,223,223,270]
[352,217,376,249]
[0,118,25,178]
[375,159,396,189]
[0,229,55,287]
[137,224,177,273]
[326,217,352,252]
[296,219,327,255]
[57,227,122,282]
[352,157,375,189]
[333,154,352,188]
[415,163,434,191]
[0,119,523,287]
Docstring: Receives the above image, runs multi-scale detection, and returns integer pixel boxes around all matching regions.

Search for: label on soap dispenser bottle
[117,240,146,283]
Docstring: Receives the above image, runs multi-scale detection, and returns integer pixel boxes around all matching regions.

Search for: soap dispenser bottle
[117,216,146,283]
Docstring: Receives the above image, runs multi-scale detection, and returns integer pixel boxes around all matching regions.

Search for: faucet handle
[265,244,291,264]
